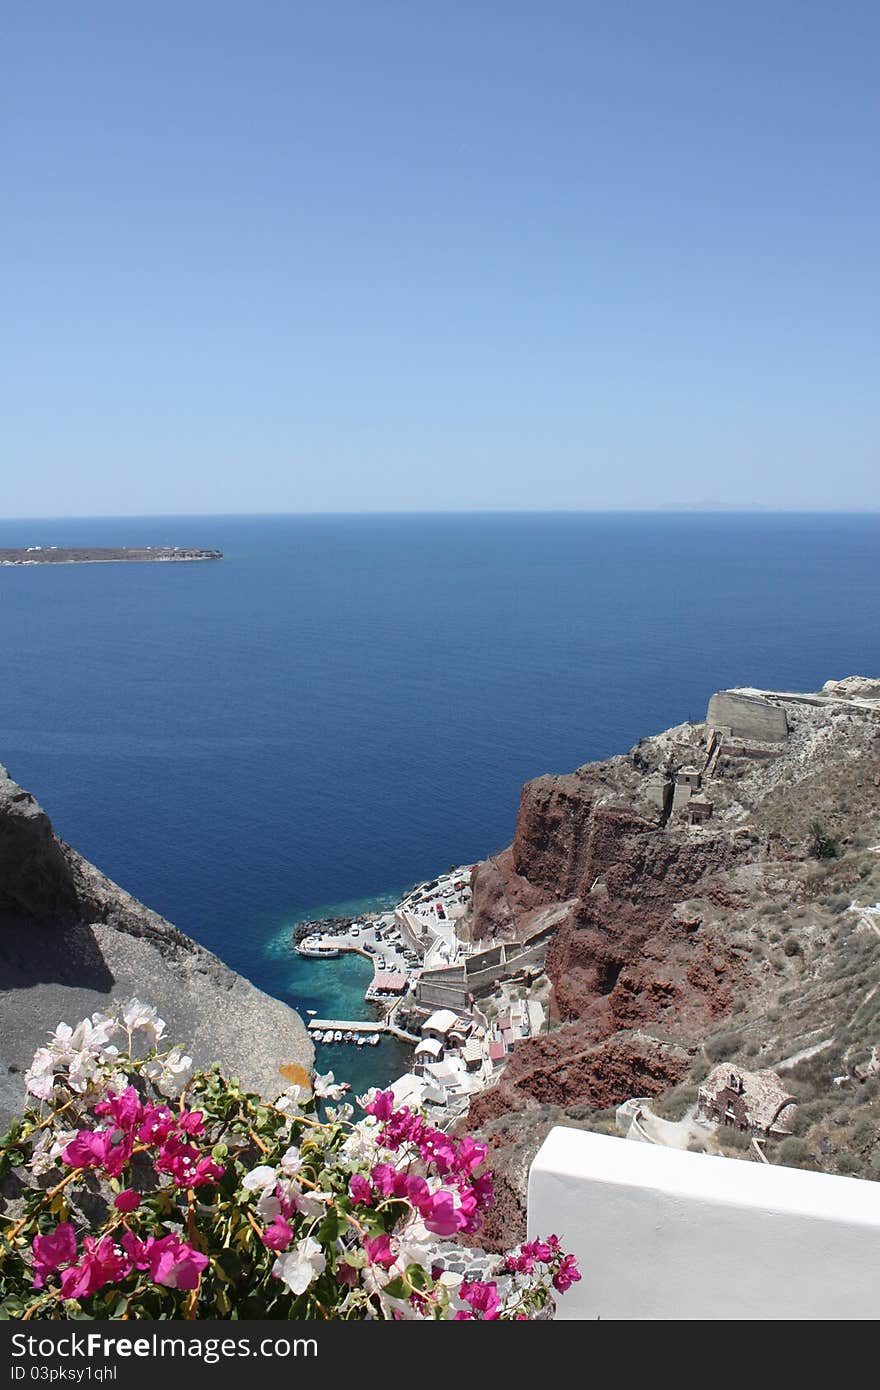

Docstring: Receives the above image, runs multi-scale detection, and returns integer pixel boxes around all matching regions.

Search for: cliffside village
[297,680,880,1152]
[298,868,548,1120]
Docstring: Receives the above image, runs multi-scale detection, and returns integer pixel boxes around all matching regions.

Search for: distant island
[0,546,222,566]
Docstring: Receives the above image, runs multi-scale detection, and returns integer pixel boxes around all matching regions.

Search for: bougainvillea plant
[0,1001,579,1319]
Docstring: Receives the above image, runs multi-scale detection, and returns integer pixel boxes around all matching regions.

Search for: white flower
[275,1086,306,1117]
[241,1165,278,1193]
[28,1127,77,1176]
[66,1050,101,1094]
[121,998,166,1046]
[273,1237,326,1296]
[293,1187,332,1220]
[324,1102,354,1124]
[68,1014,119,1055]
[98,1068,131,1098]
[25,1048,57,1100]
[337,1118,381,1171]
[279,1146,303,1177]
[26,1010,124,1099]
[143,1047,193,1098]
[395,1217,435,1274]
[313,1071,347,1101]
[256,1189,283,1222]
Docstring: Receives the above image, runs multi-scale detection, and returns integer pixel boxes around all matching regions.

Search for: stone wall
[706,690,789,742]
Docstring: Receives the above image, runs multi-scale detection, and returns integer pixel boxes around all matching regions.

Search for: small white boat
[368,1034,380,1046]
[357,1037,365,1047]
[306,1009,317,1016]
[334,1030,343,1042]
[297,941,340,960]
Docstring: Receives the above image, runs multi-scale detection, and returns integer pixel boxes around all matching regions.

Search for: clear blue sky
[3,1,878,516]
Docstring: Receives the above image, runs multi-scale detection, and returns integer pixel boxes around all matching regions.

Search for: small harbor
[291,866,551,1122]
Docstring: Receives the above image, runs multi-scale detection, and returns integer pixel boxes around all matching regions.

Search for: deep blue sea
[1,513,878,1090]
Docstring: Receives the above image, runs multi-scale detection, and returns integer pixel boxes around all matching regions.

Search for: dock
[309,1019,379,1033]
[308,1018,420,1044]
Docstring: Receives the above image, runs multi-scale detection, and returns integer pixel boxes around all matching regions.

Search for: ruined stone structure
[697,1063,798,1140]
[643,769,672,815]
[671,765,702,816]
[706,690,789,743]
[686,793,713,825]
[417,928,553,1010]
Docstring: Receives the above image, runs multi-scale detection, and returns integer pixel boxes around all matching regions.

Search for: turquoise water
[264,891,411,1095]
[1,512,879,1092]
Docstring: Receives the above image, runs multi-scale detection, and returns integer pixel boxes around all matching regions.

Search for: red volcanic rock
[461,1030,691,1251]
[470,755,746,1030]
[547,893,736,1030]
[467,849,550,942]
[509,770,604,896]
[469,1027,690,1123]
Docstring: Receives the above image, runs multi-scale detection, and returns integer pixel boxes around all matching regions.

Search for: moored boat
[297,939,341,960]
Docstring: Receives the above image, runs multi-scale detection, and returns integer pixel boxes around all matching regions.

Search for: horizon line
[2,505,879,523]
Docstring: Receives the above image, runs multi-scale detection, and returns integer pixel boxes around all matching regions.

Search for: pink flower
[402,1174,430,1209]
[470,1169,494,1211]
[136,1104,176,1145]
[63,1128,131,1179]
[261,1217,294,1252]
[178,1109,205,1135]
[120,1228,210,1289]
[113,1189,141,1213]
[551,1254,581,1293]
[32,1223,77,1289]
[147,1233,208,1291]
[154,1136,223,1188]
[363,1233,396,1269]
[420,1190,462,1237]
[59,1236,131,1300]
[422,1131,457,1173]
[190,1155,225,1188]
[519,1238,553,1265]
[454,1136,488,1176]
[121,1230,152,1270]
[460,1278,502,1320]
[364,1090,395,1121]
[348,1174,373,1205]
[94,1087,142,1132]
[369,1163,399,1196]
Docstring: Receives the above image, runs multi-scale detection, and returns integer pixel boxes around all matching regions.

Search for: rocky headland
[456,677,880,1247]
[0,764,311,1125]
[0,548,222,565]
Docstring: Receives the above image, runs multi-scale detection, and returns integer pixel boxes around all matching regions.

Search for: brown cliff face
[469,1025,691,1120]
[472,757,746,1034]
[463,683,880,1249]
[510,769,603,896]
[461,757,745,1251]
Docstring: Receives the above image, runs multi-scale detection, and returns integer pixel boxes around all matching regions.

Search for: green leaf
[317,1209,343,1244]
[381,1277,409,1300]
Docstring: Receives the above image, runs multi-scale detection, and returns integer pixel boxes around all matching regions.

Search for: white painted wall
[527,1126,880,1319]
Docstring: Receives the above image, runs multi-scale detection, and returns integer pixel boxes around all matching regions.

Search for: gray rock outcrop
[0,764,312,1125]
